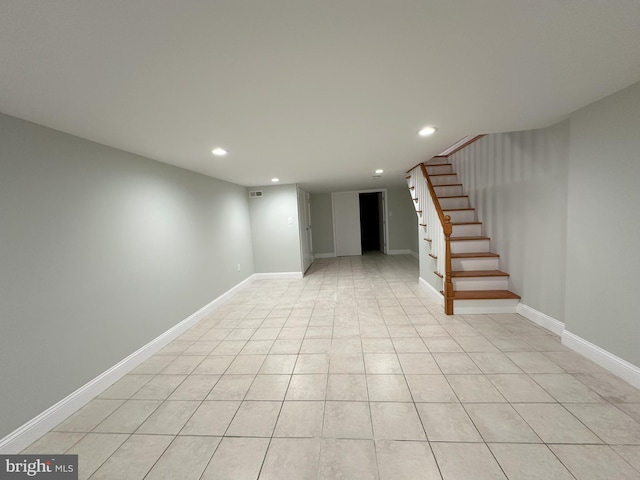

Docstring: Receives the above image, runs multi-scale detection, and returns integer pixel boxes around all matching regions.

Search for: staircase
[408,157,520,314]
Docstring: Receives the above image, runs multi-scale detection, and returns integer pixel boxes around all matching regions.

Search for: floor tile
[94,399,161,433]
[226,354,266,374]
[375,440,441,480]
[446,375,506,402]
[529,373,603,403]
[132,374,186,400]
[370,402,426,440]
[468,352,522,374]
[89,434,173,480]
[226,400,281,437]
[464,403,541,443]
[488,443,574,480]
[366,374,412,402]
[323,401,373,439]
[274,401,324,437]
[145,435,220,480]
[259,354,297,374]
[416,403,482,442]
[206,375,255,400]
[160,355,206,374]
[201,437,268,480]
[259,438,321,480]
[245,374,290,401]
[53,399,124,432]
[193,356,235,375]
[98,375,153,399]
[405,375,458,402]
[550,444,640,480]
[487,374,555,402]
[326,374,369,401]
[329,354,365,374]
[564,403,640,444]
[136,400,200,434]
[431,442,507,480]
[21,431,86,454]
[513,403,603,444]
[364,353,403,374]
[65,433,129,480]
[397,353,441,374]
[168,374,220,400]
[433,353,482,374]
[294,353,330,374]
[612,445,640,472]
[180,401,240,436]
[286,374,327,400]
[506,351,565,373]
[318,439,378,480]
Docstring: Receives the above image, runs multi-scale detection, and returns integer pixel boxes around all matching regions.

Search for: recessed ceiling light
[375,169,384,174]
[271,178,280,183]
[211,147,227,156]
[418,126,437,137]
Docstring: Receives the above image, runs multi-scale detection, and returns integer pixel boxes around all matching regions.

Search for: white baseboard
[252,272,303,280]
[388,249,415,256]
[409,250,419,259]
[313,253,336,259]
[419,277,443,305]
[562,330,640,390]
[517,303,565,336]
[0,275,254,454]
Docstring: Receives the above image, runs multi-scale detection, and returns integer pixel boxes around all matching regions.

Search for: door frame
[332,188,389,256]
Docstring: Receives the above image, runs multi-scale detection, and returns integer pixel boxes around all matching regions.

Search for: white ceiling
[2,1,640,192]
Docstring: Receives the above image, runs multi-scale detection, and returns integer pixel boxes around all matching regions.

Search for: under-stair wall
[448,121,569,321]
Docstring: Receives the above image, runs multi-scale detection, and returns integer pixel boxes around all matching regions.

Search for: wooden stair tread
[433,183,463,187]
[443,208,475,212]
[449,236,490,241]
[451,270,509,278]
[451,252,500,258]
[453,290,521,300]
[429,173,456,177]
[438,195,469,199]
[451,222,482,225]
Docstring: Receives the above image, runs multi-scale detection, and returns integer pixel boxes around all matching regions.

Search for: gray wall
[565,81,640,366]
[309,188,418,256]
[249,184,302,273]
[387,187,419,254]
[310,193,335,256]
[450,121,570,320]
[0,113,254,439]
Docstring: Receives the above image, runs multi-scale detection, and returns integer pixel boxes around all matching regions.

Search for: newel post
[443,215,454,315]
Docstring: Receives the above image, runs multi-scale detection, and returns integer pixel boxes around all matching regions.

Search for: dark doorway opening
[359,192,384,253]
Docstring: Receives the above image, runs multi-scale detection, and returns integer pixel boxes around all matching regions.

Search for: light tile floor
[23,253,640,479]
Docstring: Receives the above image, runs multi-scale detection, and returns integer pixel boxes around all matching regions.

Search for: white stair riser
[439,197,469,209]
[430,174,458,186]
[452,277,509,291]
[452,257,500,271]
[453,298,519,314]
[450,239,490,253]
[451,224,482,237]
[443,210,475,223]
[434,185,463,196]
[425,164,453,175]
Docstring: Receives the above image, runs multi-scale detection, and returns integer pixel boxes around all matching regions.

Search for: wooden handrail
[419,163,454,315]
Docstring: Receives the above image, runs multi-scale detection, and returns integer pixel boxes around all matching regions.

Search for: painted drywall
[0,113,254,439]
[310,189,418,256]
[449,121,570,320]
[310,193,335,256]
[387,187,419,254]
[565,80,640,367]
[248,184,302,273]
